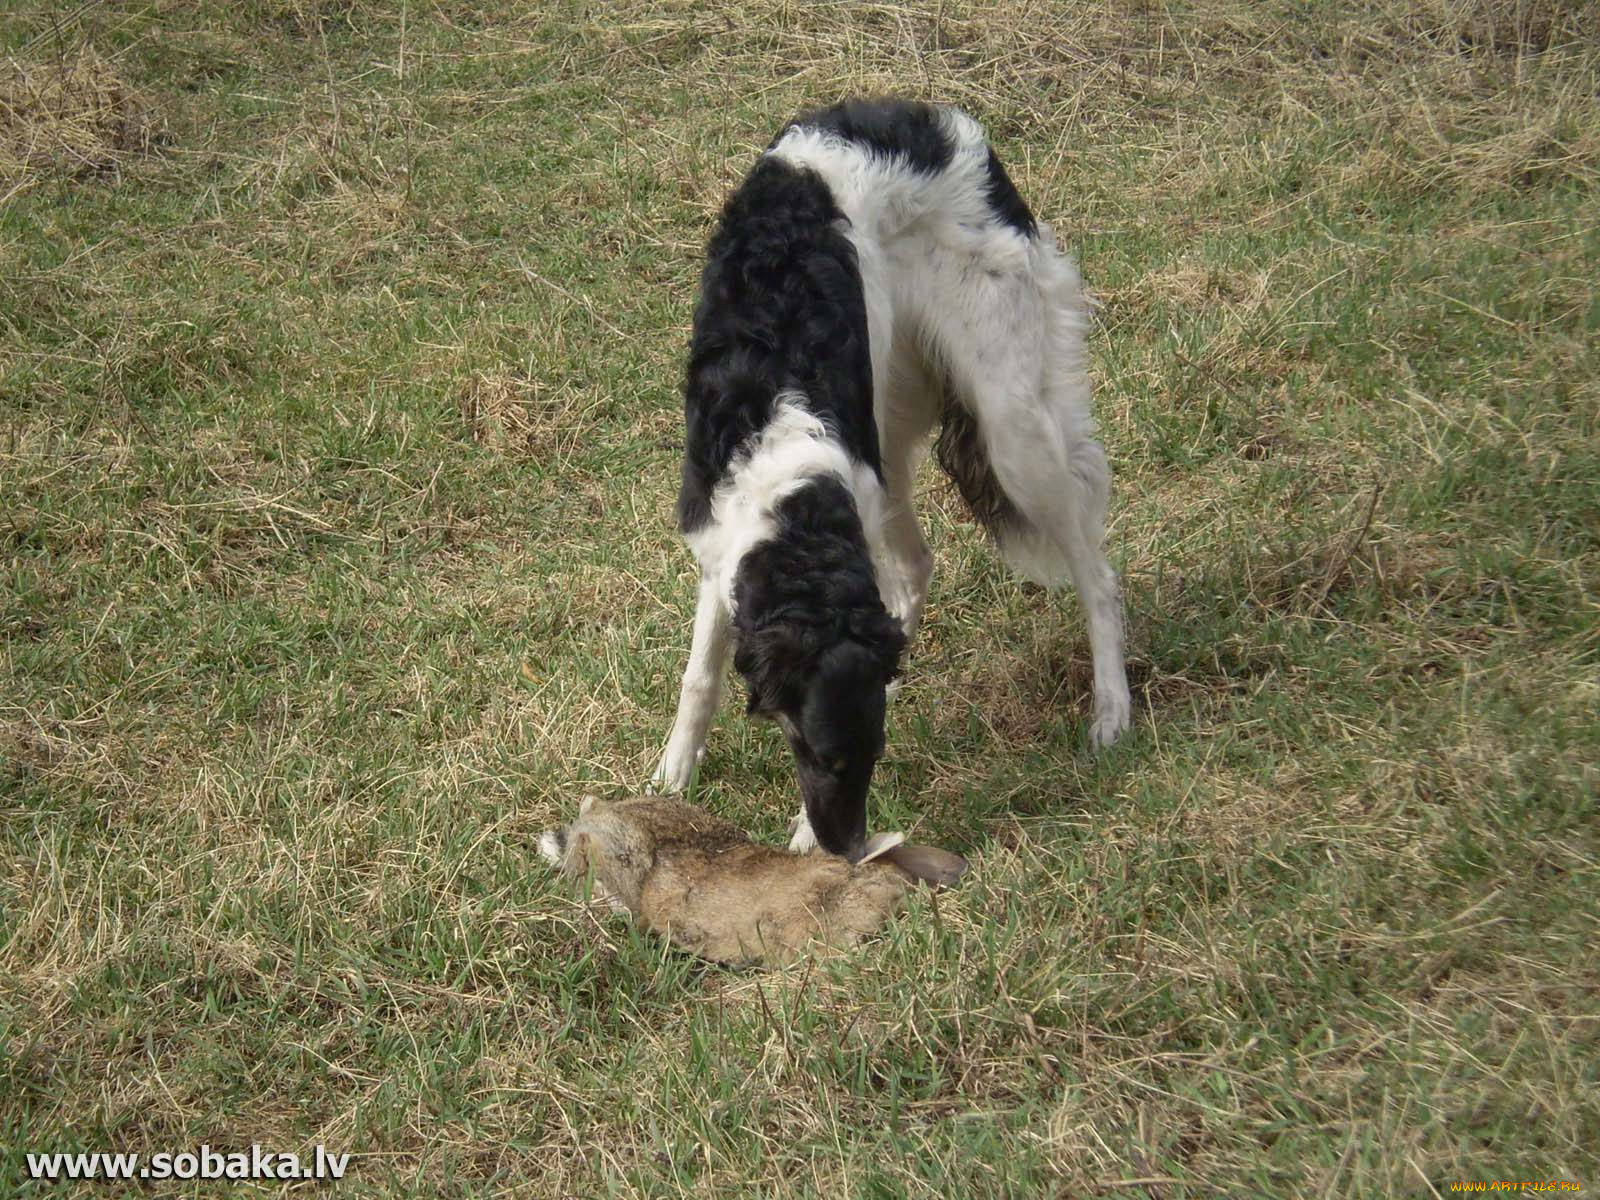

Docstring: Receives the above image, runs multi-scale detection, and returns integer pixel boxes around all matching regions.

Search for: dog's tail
[933,403,1108,589]
[932,422,1088,590]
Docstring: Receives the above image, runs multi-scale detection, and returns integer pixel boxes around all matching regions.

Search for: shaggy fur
[539,795,965,967]
[676,157,879,535]
[654,97,1132,858]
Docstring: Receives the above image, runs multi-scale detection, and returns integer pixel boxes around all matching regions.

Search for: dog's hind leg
[914,230,1131,747]
[1021,430,1131,750]
[653,573,732,791]
[1030,232,1131,747]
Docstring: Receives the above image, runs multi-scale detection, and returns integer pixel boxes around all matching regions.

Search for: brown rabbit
[539,795,967,966]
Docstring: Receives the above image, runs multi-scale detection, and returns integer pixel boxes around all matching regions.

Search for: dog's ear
[579,794,598,815]
[845,609,907,684]
[736,614,904,717]
[734,619,818,716]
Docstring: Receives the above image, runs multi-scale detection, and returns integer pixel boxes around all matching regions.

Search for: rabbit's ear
[579,794,598,815]
[570,831,595,874]
[859,831,906,863]
[879,844,969,889]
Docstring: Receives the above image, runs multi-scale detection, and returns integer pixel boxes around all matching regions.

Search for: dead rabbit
[540,794,967,966]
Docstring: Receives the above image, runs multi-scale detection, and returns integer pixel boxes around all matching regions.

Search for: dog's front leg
[652,573,731,792]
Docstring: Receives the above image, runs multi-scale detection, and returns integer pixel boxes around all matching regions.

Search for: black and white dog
[653,99,1131,860]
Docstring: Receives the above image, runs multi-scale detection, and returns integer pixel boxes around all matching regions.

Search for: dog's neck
[729,474,904,716]
[685,395,893,610]
[730,474,889,637]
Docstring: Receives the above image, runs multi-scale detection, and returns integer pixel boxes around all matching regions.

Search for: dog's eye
[830,758,848,773]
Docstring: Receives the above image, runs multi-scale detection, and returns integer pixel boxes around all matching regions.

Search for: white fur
[656,104,1133,802]
[683,396,894,613]
[537,831,563,866]
[787,809,818,855]
[771,111,1131,745]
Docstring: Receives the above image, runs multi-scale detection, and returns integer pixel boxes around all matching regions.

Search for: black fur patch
[677,157,881,533]
[730,476,905,719]
[934,385,1023,537]
[784,97,953,174]
[731,476,905,857]
[982,147,1037,236]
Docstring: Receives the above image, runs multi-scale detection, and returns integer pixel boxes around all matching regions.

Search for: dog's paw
[651,742,703,793]
[1088,689,1132,750]
[787,809,818,855]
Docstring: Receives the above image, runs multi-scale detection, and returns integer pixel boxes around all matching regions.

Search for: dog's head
[736,618,904,860]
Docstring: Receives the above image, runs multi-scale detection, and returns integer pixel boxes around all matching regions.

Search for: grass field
[3,0,1597,1195]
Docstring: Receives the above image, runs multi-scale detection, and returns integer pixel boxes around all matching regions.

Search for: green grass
[2,0,1596,1195]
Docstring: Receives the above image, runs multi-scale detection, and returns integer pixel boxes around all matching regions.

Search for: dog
[653,98,1131,860]
[539,794,967,966]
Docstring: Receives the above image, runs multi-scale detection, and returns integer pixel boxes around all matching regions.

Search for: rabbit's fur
[539,795,963,966]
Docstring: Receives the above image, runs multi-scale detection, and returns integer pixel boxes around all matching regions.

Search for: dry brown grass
[0,45,160,192]
[2,0,1596,1193]
[457,368,606,463]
